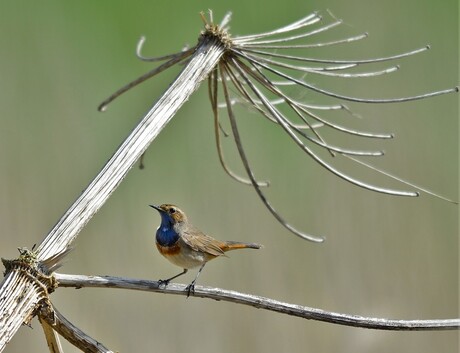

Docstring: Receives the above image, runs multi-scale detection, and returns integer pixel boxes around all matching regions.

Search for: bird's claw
[158,279,170,288]
[185,283,195,298]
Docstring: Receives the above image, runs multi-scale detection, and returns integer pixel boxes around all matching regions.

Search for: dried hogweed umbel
[99,11,458,242]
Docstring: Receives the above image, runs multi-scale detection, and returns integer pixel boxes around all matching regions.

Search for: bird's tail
[222,241,263,252]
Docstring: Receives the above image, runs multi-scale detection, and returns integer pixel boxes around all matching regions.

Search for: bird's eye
[169,208,176,214]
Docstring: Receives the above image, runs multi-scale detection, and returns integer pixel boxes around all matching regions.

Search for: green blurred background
[0,0,457,352]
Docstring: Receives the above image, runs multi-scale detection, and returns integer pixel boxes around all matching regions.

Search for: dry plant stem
[0,265,51,350]
[39,307,113,353]
[209,69,269,187]
[220,62,324,242]
[55,273,460,331]
[36,36,225,261]
[39,316,64,353]
[0,36,225,352]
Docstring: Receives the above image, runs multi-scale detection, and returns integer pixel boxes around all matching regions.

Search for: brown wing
[181,226,226,257]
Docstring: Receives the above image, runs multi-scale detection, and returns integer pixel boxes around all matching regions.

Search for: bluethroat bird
[150,204,262,297]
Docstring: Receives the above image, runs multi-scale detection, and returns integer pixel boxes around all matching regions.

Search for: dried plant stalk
[36,36,226,261]
[39,306,113,353]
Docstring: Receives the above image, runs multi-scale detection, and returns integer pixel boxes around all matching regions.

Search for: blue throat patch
[156,214,179,246]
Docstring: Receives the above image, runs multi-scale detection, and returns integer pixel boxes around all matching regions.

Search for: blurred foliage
[0,1,457,352]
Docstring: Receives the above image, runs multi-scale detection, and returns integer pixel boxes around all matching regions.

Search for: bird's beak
[149,204,162,212]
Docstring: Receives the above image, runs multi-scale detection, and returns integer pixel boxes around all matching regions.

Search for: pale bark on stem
[0,36,225,352]
[0,270,46,349]
[39,306,113,353]
[55,273,460,331]
[39,316,64,353]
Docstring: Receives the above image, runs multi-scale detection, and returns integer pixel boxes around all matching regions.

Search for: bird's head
[149,204,188,226]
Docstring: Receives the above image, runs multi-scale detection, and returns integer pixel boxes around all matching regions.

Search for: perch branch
[55,273,460,331]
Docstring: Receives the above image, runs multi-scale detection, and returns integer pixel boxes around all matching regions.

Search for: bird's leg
[159,269,188,287]
[186,263,206,297]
